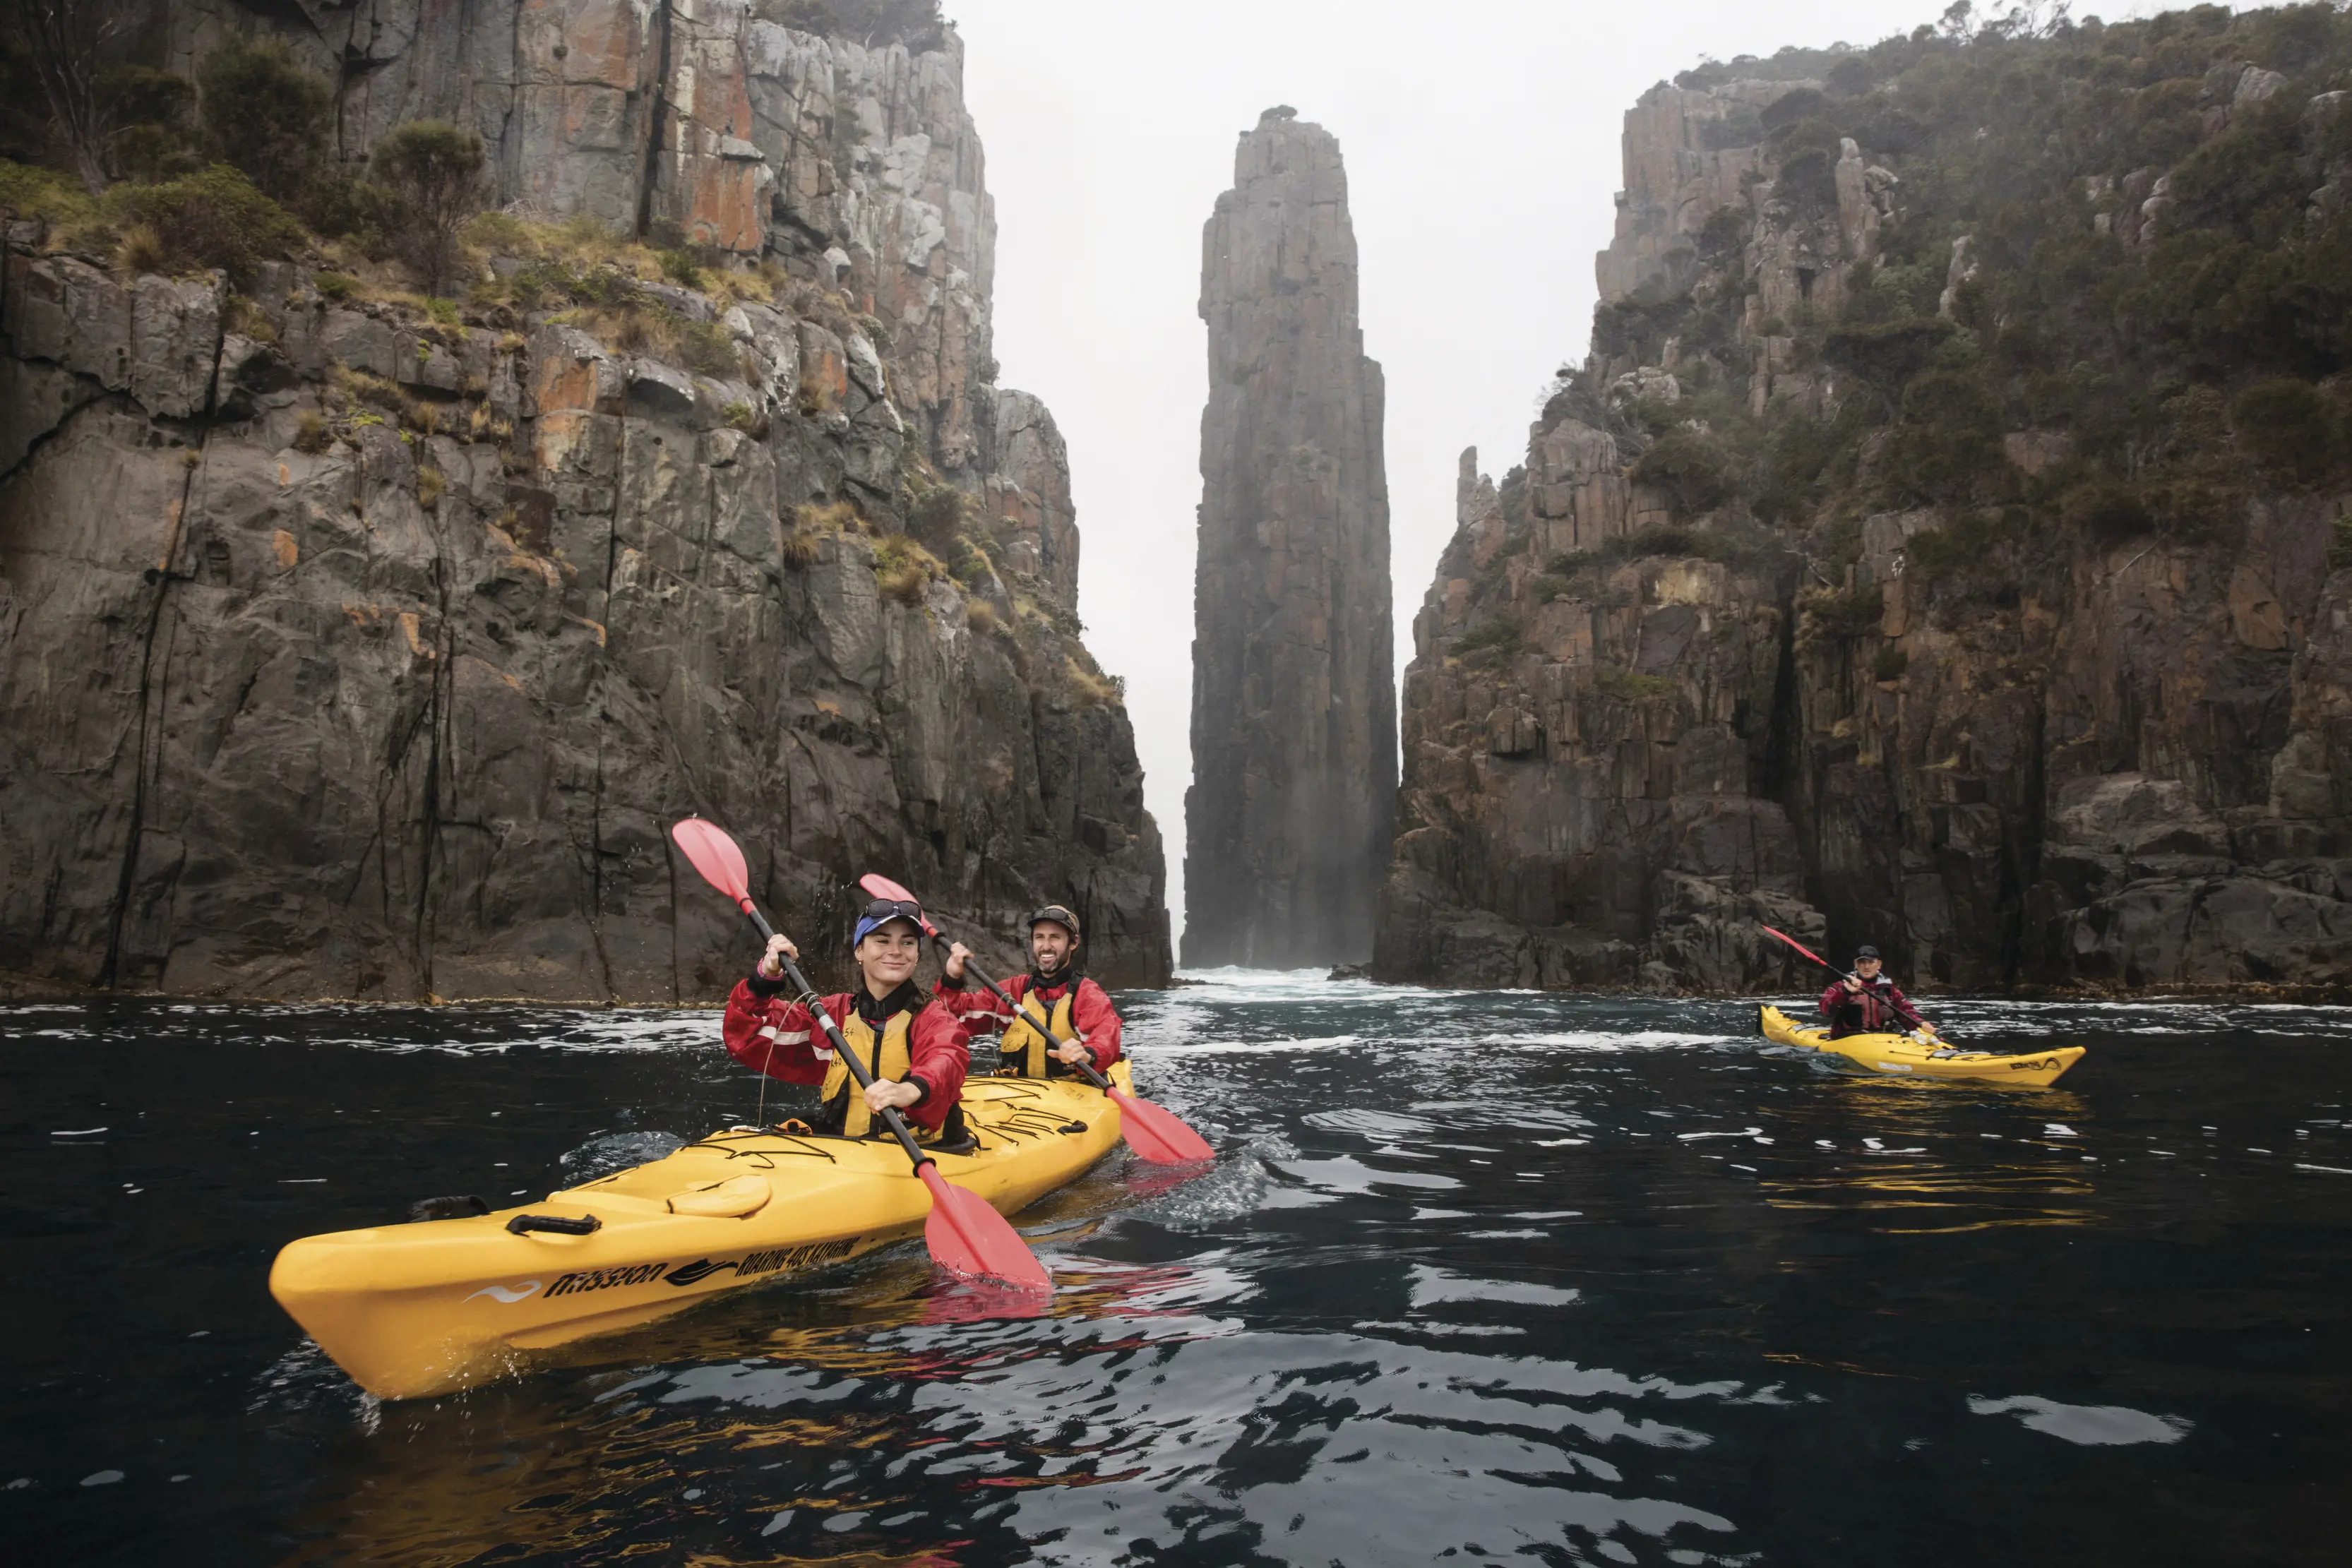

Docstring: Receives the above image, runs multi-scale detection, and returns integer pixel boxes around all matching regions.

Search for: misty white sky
[953,0,2159,942]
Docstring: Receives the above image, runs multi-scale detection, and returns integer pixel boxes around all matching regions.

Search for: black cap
[1029,904,1080,937]
[1854,945,1881,959]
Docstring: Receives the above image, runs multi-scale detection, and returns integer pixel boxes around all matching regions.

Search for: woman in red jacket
[721,897,971,1144]
[933,904,1123,1079]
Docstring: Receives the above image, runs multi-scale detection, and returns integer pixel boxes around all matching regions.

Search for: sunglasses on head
[861,898,924,923]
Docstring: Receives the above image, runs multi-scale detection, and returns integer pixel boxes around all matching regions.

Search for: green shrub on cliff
[1905,510,2020,585]
[2230,378,2341,487]
[676,318,742,379]
[1455,614,1525,661]
[371,121,485,296]
[1629,430,1733,518]
[0,159,95,225]
[1822,317,1956,410]
[1800,582,1883,638]
[1886,364,2005,505]
[772,0,948,50]
[105,67,203,184]
[2058,479,2154,541]
[198,35,330,205]
[103,165,303,286]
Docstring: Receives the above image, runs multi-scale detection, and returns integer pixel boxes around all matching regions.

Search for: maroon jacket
[721,975,969,1132]
[1818,977,1923,1039]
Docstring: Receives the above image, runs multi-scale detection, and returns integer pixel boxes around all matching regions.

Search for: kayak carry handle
[506,1213,602,1236]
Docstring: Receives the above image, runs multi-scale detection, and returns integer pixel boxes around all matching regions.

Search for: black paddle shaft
[744,909,936,1172]
[922,932,1113,1092]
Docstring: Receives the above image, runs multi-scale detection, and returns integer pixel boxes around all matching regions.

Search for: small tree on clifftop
[6,0,141,193]
[371,121,484,296]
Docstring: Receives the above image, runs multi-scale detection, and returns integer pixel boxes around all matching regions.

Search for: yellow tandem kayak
[1758,1005,2083,1087]
[269,1064,1134,1400]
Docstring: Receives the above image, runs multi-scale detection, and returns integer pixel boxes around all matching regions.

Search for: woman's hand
[1051,1032,1090,1065]
[757,932,799,979]
[863,1077,923,1115]
[945,940,972,981]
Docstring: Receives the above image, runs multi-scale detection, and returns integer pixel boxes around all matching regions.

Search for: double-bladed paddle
[1759,924,1935,1036]
[669,818,1050,1293]
[858,873,1216,1165]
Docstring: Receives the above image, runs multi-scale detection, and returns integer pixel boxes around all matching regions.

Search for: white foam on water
[1968,1394,2191,1446]
[560,1130,687,1183]
[1131,1034,1361,1058]
[1475,1030,1729,1053]
[1301,1108,1440,1137]
[1126,1135,1291,1232]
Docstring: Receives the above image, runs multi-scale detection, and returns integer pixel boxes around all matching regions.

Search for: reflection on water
[3,975,2348,1564]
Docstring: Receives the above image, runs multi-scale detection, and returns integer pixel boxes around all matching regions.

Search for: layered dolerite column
[1185,108,1395,969]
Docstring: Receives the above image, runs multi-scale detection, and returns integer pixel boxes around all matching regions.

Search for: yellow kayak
[270,1064,1133,1399]
[1758,1005,2082,1087]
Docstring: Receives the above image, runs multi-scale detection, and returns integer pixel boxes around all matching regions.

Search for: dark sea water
[2,974,2348,1567]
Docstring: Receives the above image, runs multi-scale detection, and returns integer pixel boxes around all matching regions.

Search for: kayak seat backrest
[667,1173,773,1219]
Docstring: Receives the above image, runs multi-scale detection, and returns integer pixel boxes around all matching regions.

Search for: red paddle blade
[1106,1087,1215,1163]
[858,872,940,938]
[672,819,753,911]
[1760,925,1832,971]
[918,1164,1050,1292]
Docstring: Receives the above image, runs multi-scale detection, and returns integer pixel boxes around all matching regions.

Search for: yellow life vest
[1000,986,1079,1078]
[822,1008,941,1142]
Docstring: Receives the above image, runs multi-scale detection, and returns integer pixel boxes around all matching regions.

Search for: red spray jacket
[721,976,969,1132]
[932,970,1123,1072]
[1817,978,1923,1039]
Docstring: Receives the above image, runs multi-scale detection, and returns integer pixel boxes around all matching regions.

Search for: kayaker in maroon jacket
[721,897,970,1143]
[1817,945,1932,1039]
[932,904,1123,1079]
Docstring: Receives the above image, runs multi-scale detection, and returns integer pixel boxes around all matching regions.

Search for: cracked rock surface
[0,9,1166,1000]
[1377,72,2352,996]
[1185,109,1396,970]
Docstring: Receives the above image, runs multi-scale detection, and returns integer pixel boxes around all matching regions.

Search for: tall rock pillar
[1185,108,1395,968]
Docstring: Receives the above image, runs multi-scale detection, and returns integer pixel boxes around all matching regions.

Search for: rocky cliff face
[1378,13,2352,995]
[1186,109,1395,969]
[0,6,1170,1000]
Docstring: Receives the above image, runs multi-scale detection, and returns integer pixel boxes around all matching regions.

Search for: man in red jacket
[1817,945,1932,1039]
[934,904,1123,1079]
[720,897,971,1144]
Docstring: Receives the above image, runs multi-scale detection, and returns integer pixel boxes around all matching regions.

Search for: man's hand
[944,940,971,981]
[1051,1033,1090,1066]
[863,1077,923,1115]
[758,932,800,979]
[1842,974,1863,993]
